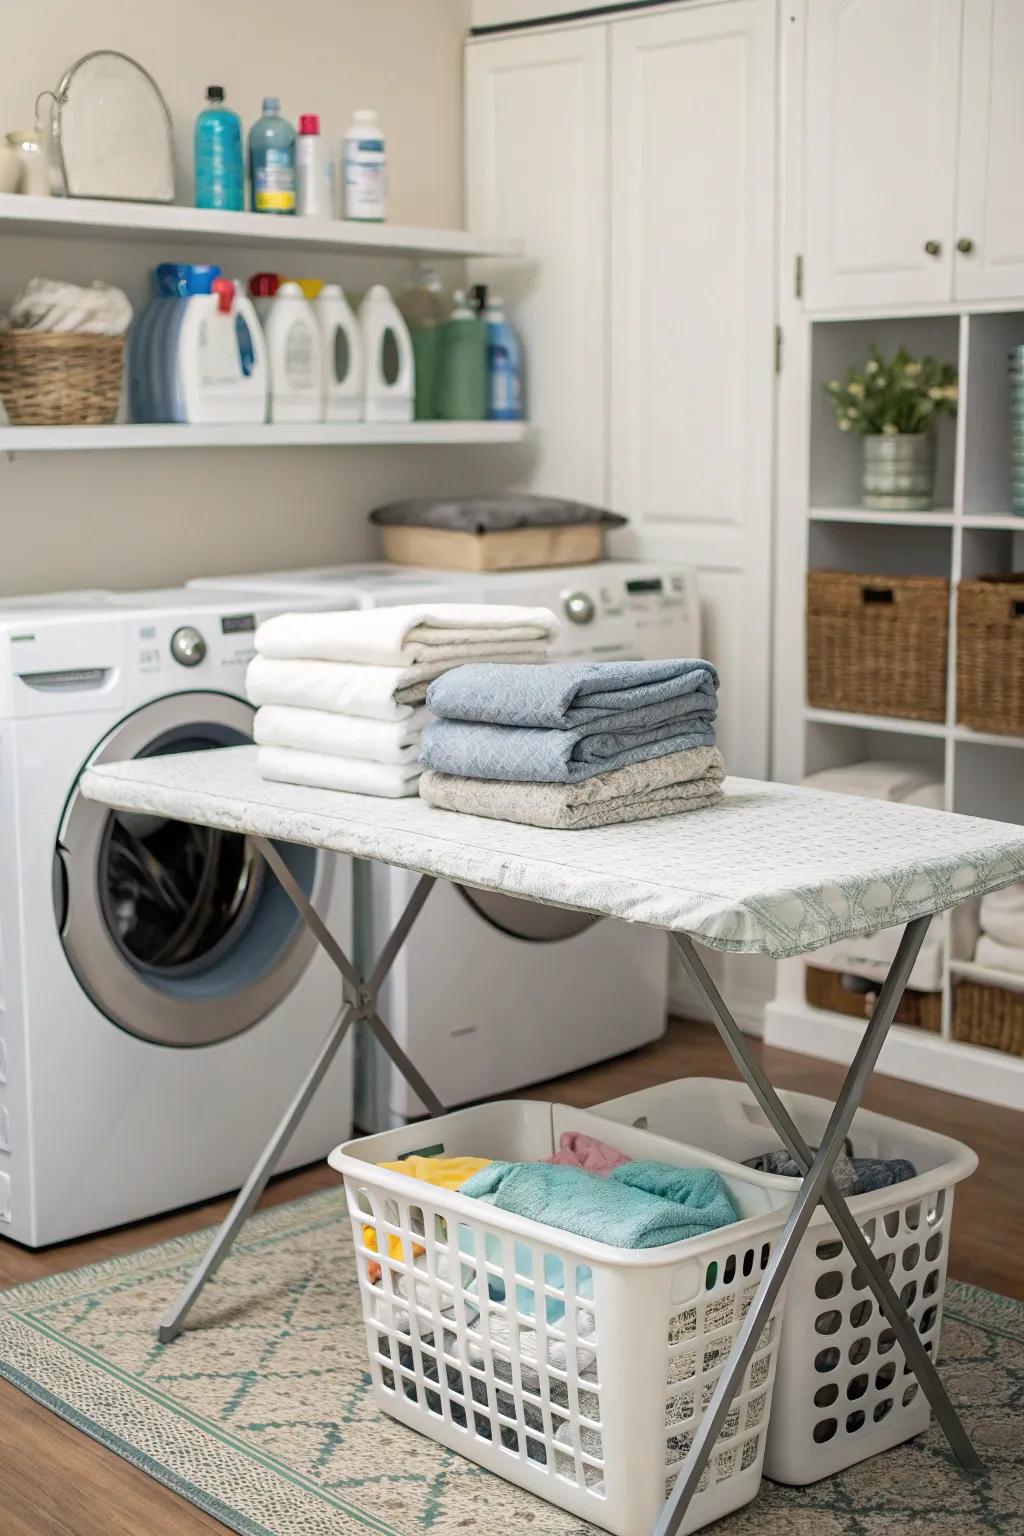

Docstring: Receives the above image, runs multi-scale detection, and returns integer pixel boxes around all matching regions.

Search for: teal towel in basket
[460,1158,738,1250]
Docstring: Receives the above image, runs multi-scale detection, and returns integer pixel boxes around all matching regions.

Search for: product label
[488,344,521,414]
[344,147,387,219]
[284,323,316,386]
[254,148,295,212]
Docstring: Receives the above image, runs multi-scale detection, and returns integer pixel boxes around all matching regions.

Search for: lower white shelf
[0,421,529,453]
[763,996,1024,1111]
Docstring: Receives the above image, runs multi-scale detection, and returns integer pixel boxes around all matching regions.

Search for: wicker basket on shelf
[955,575,1024,736]
[806,570,949,721]
[0,331,125,425]
[806,963,942,1032]
[953,980,1024,1056]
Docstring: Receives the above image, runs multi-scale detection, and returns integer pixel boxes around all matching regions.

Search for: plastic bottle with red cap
[295,113,334,218]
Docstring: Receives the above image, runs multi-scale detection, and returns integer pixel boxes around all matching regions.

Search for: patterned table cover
[83,746,1024,959]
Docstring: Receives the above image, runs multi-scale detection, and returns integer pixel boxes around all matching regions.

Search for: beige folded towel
[255,602,560,665]
[419,746,725,830]
[254,704,427,763]
[257,746,420,798]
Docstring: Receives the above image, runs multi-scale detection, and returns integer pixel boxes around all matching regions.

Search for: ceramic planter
[862,432,935,511]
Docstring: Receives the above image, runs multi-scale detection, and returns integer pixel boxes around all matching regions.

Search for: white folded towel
[812,935,946,994]
[979,883,1024,947]
[247,655,442,719]
[974,934,1024,978]
[256,745,420,798]
[255,602,560,665]
[802,761,936,803]
[254,704,427,763]
[901,781,946,811]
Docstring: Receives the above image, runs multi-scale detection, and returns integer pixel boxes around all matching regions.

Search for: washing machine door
[56,692,330,1047]
[456,886,597,941]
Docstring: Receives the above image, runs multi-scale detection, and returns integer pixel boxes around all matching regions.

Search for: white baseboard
[764,999,1024,1111]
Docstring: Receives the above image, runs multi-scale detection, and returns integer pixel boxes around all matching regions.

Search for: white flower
[944,384,958,401]
[827,379,841,392]
[875,375,887,387]
[865,359,880,375]
[846,406,860,418]
[838,418,852,431]
[848,380,865,399]
[882,422,900,435]
[904,362,922,377]
[928,386,945,400]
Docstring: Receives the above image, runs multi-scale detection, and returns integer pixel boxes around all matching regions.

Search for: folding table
[83,745,1024,1536]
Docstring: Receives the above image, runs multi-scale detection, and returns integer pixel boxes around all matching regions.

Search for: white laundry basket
[591,1078,977,1486]
[329,1101,796,1536]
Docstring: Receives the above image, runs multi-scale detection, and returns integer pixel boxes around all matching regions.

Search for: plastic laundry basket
[330,1101,796,1536]
[591,1079,977,1486]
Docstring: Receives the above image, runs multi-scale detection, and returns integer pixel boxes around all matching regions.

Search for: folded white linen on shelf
[811,934,947,994]
[902,781,946,811]
[974,934,1024,978]
[254,704,428,762]
[256,745,420,798]
[802,761,937,802]
[979,883,1024,948]
[254,603,560,666]
[247,655,443,719]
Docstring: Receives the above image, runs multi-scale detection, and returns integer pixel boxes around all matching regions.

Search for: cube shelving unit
[772,303,1024,1110]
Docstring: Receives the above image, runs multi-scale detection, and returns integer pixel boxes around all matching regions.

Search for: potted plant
[826,346,958,510]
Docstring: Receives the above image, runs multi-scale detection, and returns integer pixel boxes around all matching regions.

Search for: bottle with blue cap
[249,97,296,215]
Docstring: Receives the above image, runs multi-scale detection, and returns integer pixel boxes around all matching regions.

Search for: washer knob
[170,625,207,667]
[563,590,595,625]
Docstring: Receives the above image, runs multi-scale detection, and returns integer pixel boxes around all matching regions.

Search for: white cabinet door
[955,0,1024,300]
[609,0,776,777]
[465,26,608,504]
[804,0,962,311]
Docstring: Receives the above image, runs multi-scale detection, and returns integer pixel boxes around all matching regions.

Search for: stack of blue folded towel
[418,657,726,828]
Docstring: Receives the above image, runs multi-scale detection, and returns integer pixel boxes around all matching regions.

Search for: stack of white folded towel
[246,602,560,798]
[974,885,1024,977]
[803,760,978,991]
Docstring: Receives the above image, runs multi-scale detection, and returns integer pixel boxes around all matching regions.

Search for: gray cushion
[369,494,627,533]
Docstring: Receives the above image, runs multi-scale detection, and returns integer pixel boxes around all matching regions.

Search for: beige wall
[0,0,526,598]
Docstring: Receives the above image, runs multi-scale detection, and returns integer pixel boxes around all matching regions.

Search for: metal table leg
[158,844,443,1344]
[653,916,953,1536]
[672,929,983,1475]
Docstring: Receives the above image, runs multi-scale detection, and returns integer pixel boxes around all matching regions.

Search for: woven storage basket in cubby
[955,575,1024,737]
[805,964,941,1032]
[0,330,124,425]
[806,570,949,721]
[954,979,1024,1056]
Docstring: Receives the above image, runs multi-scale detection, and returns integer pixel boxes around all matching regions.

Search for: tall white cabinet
[466,0,778,779]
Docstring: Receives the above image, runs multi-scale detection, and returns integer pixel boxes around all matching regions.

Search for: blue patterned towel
[460,1158,738,1249]
[426,658,718,727]
[422,659,718,783]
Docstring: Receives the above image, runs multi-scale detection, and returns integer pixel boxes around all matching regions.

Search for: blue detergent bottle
[484,295,524,421]
[139,264,221,422]
[249,97,296,215]
[195,86,244,211]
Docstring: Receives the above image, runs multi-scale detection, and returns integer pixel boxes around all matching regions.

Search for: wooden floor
[0,1017,1021,1535]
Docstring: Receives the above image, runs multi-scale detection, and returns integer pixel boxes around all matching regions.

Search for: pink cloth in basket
[542,1131,632,1177]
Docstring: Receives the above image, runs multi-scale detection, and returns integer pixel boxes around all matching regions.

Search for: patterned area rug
[1,1188,1022,1536]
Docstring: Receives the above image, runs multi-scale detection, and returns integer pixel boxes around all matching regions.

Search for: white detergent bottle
[169,278,269,424]
[263,280,323,422]
[359,284,414,423]
[315,284,364,422]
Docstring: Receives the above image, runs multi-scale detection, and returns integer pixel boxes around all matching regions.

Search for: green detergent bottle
[399,264,446,420]
[438,288,487,421]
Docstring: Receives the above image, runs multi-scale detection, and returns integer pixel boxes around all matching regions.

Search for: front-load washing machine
[0,585,359,1246]
[190,560,700,1129]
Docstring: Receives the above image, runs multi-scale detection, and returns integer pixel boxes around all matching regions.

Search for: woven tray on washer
[955,574,1024,736]
[806,570,949,722]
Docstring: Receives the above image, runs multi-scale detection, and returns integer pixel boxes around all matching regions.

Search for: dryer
[0,586,358,1246]
[190,560,700,1129]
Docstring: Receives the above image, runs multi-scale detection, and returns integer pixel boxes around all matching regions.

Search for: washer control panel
[540,566,699,660]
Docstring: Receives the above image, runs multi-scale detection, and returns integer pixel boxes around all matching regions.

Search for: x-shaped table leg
[157,841,443,1343]
[652,916,982,1536]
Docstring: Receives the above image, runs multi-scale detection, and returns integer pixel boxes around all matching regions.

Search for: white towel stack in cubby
[973,884,1024,976]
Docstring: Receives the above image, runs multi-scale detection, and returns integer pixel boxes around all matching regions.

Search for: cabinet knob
[924,240,942,257]
[956,237,974,255]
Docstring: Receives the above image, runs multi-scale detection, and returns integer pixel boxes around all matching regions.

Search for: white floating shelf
[808,506,955,526]
[804,706,948,738]
[961,513,1024,531]
[953,724,1024,750]
[0,421,529,453]
[950,958,1024,992]
[0,192,524,261]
